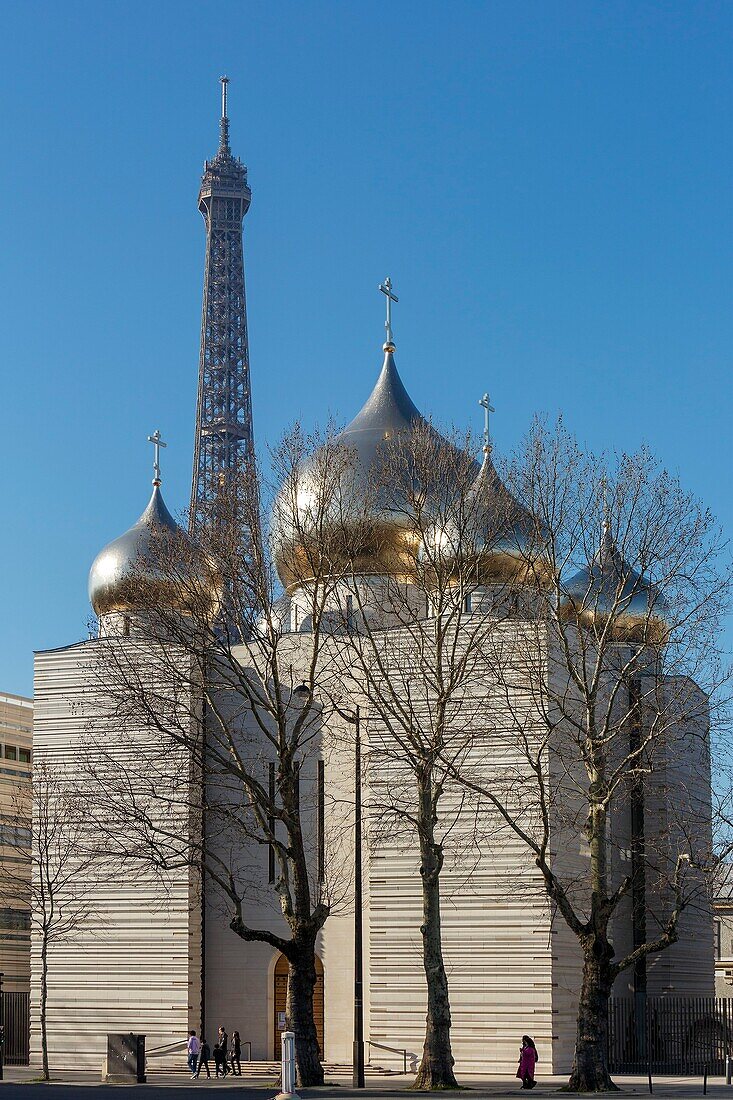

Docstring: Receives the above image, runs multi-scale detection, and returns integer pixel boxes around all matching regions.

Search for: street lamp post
[0,969,5,1080]
[352,705,365,1089]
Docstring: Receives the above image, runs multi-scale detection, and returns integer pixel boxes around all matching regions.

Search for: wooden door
[273,953,324,1060]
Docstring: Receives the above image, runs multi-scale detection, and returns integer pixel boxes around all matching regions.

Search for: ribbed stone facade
[32,603,714,1074]
[31,641,201,1072]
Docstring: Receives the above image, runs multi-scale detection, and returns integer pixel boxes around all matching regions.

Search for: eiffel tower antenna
[190,77,257,539]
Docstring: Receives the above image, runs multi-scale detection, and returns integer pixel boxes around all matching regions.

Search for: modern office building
[0,692,32,994]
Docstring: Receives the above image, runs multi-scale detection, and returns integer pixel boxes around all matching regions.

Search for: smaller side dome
[422,449,536,583]
[89,484,202,618]
[560,528,668,643]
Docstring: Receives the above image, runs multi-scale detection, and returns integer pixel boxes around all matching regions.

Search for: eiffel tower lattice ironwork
[190,76,256,531]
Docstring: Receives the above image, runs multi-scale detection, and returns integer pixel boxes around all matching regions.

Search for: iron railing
[367,1040,417,1074]
[146,1039,187,1063]
[146,1037,252,1069]
[2,992,29,1065]
[609,996,732,1076]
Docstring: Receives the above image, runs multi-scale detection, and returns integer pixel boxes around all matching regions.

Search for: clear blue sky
[0,1,730,697]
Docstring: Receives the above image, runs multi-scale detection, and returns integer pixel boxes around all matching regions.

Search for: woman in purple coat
[516,1035,538,1089]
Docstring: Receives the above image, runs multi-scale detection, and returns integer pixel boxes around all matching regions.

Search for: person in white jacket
[187,1030,200,1077]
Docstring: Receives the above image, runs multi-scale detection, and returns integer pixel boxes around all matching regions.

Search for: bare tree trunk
[40,936,50,1081]
[566,936,617,1093]
[413,777,458,1090]
[286,941,324,1087]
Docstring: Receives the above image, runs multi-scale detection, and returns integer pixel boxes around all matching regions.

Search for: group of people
[187,1027,243,1079]
[188,1027,538,1087]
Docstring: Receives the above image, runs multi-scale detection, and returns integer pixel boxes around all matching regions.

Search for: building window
[18,750,30,764]
[346,595,354,633]
[294,761,300,815]
[317,760,325,884]
[122,615,131,637]
[463,593,472,614]
[0,826,31,848]
[0,909,30,931]
[268,763,276,884]
[4,747,16,761]
[715,920,722,960]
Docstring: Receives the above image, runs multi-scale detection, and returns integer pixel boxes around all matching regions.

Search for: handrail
[146,1037,252,1065]
[367,1039,417,1074]
[146,1040,187,1059]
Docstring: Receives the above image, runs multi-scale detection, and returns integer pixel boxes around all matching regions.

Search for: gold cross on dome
[147,429,167,484]
[479,393,495,451]
[379,277,398,347]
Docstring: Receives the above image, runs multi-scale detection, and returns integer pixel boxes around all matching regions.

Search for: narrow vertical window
[268,762,276,884]
[346,595,354,633]
[317,760,325,883]
[715,920,722,960]
[463,593,472,614]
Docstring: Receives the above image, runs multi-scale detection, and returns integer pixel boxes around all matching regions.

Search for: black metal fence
[3,992,29,1065]
[609,996,731,1075]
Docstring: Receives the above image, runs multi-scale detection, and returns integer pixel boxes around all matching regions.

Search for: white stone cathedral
[32,317,714,1075]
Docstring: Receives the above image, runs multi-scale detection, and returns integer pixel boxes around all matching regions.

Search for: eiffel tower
[190,77,256,533]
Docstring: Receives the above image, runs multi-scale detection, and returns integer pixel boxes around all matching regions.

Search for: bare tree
[443,420,730,1092]
[0,761,97,1081]
[326,421,525,1089]
[81,428,363,1087]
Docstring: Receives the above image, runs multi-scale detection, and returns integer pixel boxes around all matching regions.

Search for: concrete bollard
[276,1031,300,1100]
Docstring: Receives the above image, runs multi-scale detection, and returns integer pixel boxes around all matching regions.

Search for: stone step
[152,1060,404,1078]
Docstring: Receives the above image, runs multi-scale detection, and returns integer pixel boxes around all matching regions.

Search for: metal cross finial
[600,476,611,546]
[379,277,398,349]
[147,429,167,485]
[479,393,495,452]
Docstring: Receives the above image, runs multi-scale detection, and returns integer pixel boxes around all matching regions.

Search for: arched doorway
[273,953,324,1060]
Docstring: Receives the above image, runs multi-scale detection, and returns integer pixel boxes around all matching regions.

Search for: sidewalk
[0,1067,731,1097]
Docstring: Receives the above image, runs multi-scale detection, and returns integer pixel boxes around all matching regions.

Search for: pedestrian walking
[230,1030,242,1076]
[213,1042,224,1077]
[187,1030,200,1078]
[196,1037,211,1079]
[218,1026,229,1075]
[516,1035,538,1090]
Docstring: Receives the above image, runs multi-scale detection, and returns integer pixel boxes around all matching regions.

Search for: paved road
[0,1071,730,1098]
[0,1085,295,1098]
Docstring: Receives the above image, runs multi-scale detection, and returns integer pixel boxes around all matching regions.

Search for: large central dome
[336,346,423,463]
[273,343,469,590]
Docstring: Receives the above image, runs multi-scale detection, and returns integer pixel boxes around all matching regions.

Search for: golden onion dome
[88,481,187,617]
[89,431,220,622]
[422,446,536,582]
[273,343,466,591]
[560,527,668,643]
